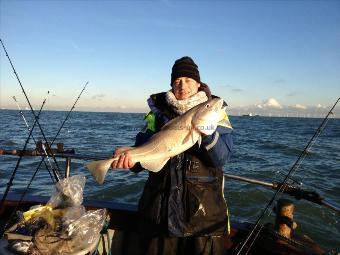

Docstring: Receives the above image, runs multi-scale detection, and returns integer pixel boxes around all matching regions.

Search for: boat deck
[0,194,325,255]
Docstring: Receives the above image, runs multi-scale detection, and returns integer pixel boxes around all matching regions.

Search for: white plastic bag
[10,175,108,255]
[47,175,86,208]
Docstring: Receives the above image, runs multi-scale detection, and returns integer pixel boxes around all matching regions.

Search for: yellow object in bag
[22,205,64,230]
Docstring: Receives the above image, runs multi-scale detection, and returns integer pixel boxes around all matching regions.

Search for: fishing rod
[0,38,63,178]
[30,81,89,179]
[236,97,340,255]
[12,95,55,182]
[50,81,88,146]
[0,39,88,235]
[5,81,89,201]
[223,174,339,214]
[0,83,88,239]
[1,145,338,213]
[0,97,48,213]
[0,90,85,239]
[0,81,89,218]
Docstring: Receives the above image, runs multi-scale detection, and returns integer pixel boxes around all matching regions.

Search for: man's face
[172,77,200,100]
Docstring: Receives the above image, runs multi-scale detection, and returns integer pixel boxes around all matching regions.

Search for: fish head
[192,98,224,135]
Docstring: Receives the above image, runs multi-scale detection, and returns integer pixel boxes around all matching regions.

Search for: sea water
[0,109,339,250]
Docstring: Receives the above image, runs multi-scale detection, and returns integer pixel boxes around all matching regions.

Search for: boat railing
[1,142,339,214]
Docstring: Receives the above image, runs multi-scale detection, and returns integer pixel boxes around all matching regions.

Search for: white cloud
[91,94,105,100]
[294,104,307,110]
[257,98,282,109]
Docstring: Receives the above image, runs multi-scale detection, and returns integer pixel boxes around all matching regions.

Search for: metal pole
[224,174,275,188]
[65,157,71,178]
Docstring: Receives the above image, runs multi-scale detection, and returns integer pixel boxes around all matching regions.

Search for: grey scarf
[165,90,208,115]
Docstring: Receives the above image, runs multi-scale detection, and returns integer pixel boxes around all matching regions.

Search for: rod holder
[57,143,64,153]
[36,141,43,152]
[274,199,297,239]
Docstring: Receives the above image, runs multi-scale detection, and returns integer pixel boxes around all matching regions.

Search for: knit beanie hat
[171,56,200,85]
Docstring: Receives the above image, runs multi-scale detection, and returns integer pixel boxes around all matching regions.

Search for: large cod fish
[87,98,226,184]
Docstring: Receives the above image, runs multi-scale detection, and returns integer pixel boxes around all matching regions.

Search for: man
[111,56,233,255]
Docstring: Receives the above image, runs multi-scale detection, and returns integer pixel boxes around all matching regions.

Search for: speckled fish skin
[87,98,224,184]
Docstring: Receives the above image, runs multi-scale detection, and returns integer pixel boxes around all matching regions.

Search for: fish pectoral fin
[198,135,202,148]
[183,130,200,147]
[183,130,195,145]
[141,157,170,172]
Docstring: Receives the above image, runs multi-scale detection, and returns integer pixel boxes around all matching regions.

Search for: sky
[0,0,339,117]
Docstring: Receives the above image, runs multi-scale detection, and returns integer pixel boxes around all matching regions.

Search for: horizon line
[1,107,339,119]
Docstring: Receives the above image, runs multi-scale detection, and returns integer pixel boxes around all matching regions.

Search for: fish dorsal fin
[141,157,170,172]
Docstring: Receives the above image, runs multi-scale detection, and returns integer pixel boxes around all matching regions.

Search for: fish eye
[205,104,210,108]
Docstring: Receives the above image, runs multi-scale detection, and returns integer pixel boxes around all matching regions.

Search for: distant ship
[242,113,260,117]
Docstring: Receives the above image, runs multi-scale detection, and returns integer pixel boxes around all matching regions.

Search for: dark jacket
[132,92,233,237]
